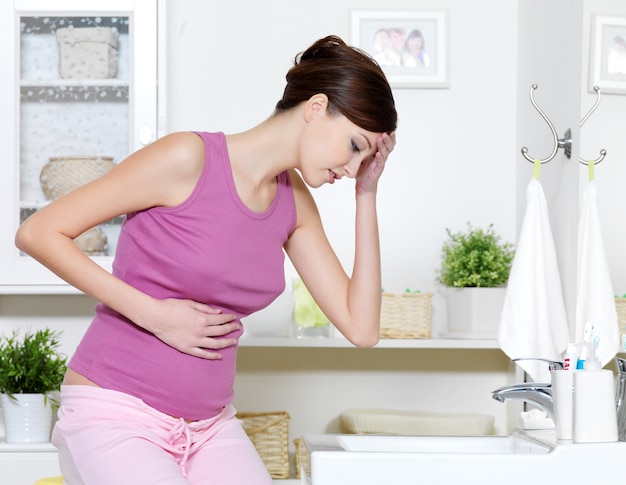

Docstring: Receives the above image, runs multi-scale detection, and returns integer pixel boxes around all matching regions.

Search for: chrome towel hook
[579,85,607,166]
[521,84,572,164]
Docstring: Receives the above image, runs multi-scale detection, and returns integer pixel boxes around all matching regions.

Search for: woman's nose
[344,158,361,178]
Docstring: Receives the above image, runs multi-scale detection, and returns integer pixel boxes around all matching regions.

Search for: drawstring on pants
[169,418,192,477]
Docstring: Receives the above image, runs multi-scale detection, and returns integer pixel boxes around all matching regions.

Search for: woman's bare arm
[285,133,395,347]
[16,132,239,358]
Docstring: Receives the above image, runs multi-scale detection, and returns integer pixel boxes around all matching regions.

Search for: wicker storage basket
[380,292,432,339]
[40,156,115,200]
[74,227,108,256]
[293,438,311,479]
[237,411,290,479]
[616,297,626,340]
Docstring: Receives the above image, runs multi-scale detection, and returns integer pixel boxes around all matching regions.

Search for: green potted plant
[437,223,515,338]
[0,328,67,443]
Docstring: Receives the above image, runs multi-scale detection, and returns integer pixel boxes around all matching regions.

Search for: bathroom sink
[300,430,626,484]
[335,433,549,454]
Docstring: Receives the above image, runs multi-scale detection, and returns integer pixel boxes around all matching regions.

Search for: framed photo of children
[589,15,626,95]
[351,10,449,89]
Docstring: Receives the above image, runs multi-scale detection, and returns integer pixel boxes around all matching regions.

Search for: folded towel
[575,181,620,366]
[498,178,570,382]
[339,408,495,436]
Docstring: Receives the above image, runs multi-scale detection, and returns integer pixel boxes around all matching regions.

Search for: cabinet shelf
[21,79,128,87]
[239,336,499,350]
[21,82,129,102]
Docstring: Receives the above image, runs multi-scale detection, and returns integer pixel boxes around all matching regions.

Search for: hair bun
[276,35,397,133]
[299,35,346,62]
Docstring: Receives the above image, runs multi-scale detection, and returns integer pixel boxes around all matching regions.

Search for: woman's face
[407,36,424,53]
[299,107,380,188]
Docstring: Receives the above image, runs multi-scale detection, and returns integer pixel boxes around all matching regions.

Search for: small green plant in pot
[0,328,67,443]
[437,223,515,337]
[437,222,515,288]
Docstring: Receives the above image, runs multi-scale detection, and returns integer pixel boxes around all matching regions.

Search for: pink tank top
[69,132,296,420]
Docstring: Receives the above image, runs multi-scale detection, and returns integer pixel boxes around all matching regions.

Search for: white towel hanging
[575,180,619,366]
[498,178,570,383]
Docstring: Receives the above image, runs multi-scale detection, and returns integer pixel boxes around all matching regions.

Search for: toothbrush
[583,322,594,344]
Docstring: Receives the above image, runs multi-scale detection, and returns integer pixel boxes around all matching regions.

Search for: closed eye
[351,140,361,153]
[361,154,375,166]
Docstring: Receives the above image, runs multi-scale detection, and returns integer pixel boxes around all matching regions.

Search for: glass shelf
[21,83,129,102]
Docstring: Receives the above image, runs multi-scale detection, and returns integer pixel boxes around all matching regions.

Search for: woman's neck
[225,110,302,188]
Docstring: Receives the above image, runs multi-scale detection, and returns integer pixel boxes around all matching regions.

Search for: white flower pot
[445,287,507,338]
[1,393,53,443]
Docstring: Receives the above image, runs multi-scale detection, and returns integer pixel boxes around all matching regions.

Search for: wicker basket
[616,298,626,338]
[74,226,108,256]
[380,292,432,339]
[40,155,115,200]
[237,411,290,479]
[293,437,307,479]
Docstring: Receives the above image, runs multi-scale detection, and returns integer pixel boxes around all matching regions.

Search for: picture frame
[350,9,449,89]
[589,15,626,94]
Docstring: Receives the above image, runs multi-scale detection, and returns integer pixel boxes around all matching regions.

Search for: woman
[16,35,397,484]
[405,29,430,67]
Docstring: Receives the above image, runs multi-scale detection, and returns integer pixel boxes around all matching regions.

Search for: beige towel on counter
[339,409,495,436]
[498,178,570,383]
[576,181,620,366]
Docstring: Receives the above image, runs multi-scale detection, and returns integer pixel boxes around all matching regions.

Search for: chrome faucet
[491,358,561,422]
[492,383,554,421]
[493,357,626,441]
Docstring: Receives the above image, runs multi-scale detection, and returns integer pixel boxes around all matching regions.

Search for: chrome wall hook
[521,84,572,164]
[579,85,607,166]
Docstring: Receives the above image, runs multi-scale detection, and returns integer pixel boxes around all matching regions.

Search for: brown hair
[275,35,397,133]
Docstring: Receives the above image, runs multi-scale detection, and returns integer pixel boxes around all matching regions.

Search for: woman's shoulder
[148,131,206,176]
[121,131,207,207]
[158,131,205,158]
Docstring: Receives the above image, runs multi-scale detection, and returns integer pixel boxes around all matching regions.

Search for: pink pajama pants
[51,385,273,485]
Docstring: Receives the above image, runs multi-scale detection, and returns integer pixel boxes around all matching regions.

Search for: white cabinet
[0,336,514,484]
[0,445,299,485]
[0,444,298,484]
[0,443,61,485]
[0,0,163,293]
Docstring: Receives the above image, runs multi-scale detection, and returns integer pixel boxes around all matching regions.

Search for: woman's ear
[304,93,329,122]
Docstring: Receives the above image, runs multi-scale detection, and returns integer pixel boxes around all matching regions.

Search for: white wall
[166,0,519,336]
[163,0,522,442]
[580,0,626,298]
[515,0,584,332]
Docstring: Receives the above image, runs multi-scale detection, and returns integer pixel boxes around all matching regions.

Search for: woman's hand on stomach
[140,299,240,359]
